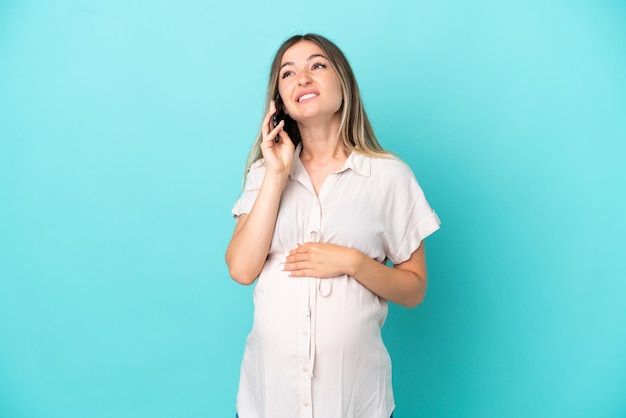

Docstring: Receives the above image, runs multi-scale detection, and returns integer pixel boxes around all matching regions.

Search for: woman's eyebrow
[280,54,329,70]
[307,53,328,61]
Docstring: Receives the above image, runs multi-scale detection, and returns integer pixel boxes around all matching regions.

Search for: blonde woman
[226,33,440,418]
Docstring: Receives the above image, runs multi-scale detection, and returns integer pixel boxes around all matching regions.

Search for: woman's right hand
[226,100,296,284]
[260,100,295,178]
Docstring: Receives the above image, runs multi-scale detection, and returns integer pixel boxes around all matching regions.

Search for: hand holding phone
[272,94,285,143]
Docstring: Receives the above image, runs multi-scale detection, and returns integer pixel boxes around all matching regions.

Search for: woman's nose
[297,71,311,86]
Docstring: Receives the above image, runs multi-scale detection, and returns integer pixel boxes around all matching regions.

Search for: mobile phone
[272,94,285,143]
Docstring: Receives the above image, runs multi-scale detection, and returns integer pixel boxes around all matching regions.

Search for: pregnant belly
[251,265,388,357]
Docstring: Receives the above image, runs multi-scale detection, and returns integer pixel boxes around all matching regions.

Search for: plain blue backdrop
[1,1,625,417]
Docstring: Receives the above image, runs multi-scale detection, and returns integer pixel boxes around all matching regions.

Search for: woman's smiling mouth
[295,90,320,103]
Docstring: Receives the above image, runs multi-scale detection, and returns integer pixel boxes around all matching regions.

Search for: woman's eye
[281,71,294,79]
[312,63,327,70]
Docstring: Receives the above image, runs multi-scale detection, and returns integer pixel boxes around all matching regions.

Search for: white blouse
[232,144,440,418]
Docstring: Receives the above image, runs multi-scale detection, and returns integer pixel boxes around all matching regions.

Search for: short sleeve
[231,159,267,218]
[382,160,440,265]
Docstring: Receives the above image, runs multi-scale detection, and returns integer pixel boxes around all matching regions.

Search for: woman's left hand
[282,242,428,307]
[281,242,360,278]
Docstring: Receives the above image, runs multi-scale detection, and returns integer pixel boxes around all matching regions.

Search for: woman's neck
[297,115,347,164]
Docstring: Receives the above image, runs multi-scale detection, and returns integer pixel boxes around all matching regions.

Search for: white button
[302,331,308,336]
[303,401,309,407]
[302,367,308,372]
[310,231,320,242]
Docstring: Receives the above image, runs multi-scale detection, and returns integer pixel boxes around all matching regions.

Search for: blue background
[1,1,625,417]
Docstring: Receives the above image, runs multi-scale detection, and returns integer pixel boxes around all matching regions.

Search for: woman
[226,33,440,418]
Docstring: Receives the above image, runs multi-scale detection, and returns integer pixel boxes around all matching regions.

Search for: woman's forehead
[281,41,326,64]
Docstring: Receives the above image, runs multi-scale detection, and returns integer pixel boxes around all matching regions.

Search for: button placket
[296,192,322,418]
[309,197,322,244]
[297,269,313,418]
[309,230,320,242]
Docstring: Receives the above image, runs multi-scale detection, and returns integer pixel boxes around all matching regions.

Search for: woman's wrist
[346,247,367,277]
[263,169,290,189]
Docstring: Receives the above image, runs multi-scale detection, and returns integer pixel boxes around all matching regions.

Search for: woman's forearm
[225,171,288,285]
[283,242,428,308]
[348,245,427,308]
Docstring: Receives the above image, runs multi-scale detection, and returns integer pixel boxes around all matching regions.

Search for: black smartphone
[272,94,285,143]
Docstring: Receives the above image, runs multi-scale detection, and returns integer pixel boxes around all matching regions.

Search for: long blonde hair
[244,34,390,174]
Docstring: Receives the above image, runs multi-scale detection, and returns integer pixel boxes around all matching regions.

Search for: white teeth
[298,93,317,102]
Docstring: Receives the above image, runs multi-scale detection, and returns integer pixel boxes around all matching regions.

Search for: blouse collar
[289,142,372,182]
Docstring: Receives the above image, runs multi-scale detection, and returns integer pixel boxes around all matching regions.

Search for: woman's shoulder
[243,158,267,190]
[250,158,266,170]
[247,158,268,177]
[368,153,416,179]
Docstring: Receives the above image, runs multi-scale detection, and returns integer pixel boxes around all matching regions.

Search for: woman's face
[277,40,343,124]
